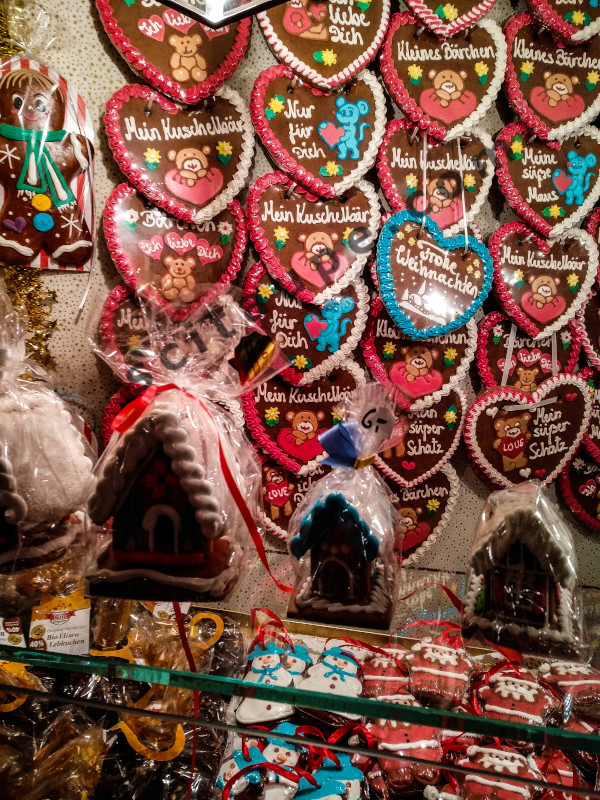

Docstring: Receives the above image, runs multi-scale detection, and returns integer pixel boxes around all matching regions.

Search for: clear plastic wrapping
[462,480,586,659]
[287,384,402,629]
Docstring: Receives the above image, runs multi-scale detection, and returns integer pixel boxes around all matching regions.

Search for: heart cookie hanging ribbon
[95,0,251,103]
[528,0,600,43]
[103,183,246,312]
[243,262,369,385]
[246,172,380,305]
[256,0,391,91]
[558,447,600,533]
[380,13,506,141]
[374,388,466,487]
[495,122,600,239]
[574,287,600,370]
[378,464,459,563]
[376,210,493,339]
[242,360,366,475]
[260,456,328,540]
[464,373,592,488]
[250,65,386,198]
[504,13,600,141]
[476,311,581,391]
[105,83,254,224]
[377,120,494,238]
[490,222,597,340]
[361,297,476,410]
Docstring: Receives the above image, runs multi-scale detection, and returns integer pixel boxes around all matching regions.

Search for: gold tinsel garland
[0,0,57,369]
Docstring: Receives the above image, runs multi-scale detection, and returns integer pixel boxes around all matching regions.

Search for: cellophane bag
[87,292,287,600]
[287,384,402,629]
[462,480,587,660]
[0,285,95,614]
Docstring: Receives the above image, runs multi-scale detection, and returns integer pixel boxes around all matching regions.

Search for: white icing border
[400,463,460,566]
[574,288,600,370]
[257,0,391,91]
[261,463,326,541]
[374,385,467,488]
[295,561,391,616]
[463,373,593,488]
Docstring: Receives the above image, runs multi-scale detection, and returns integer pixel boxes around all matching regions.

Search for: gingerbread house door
[314,556,355,600]
[489,540,550,628]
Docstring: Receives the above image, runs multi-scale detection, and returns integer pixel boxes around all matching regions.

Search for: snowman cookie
[296,646,363,725]
[236,642,295,725]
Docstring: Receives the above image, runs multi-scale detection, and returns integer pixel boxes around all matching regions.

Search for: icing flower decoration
[216,141,232,165]
[258,282,276,303]
[464,173,476,191]
[566,10,590,26]
[473,258,480,267]
[474,269,481,279]
[512,269,525,287]
[509,135,524,160]
[292,355,311,369]
[122,208,139,231]
[573,457,585,473]
[445,405,458,429]
[355,0,372,11]
[274,226,289,250]
[408,236,416,246]
[408,64,422,86]
[218,220,233,244]
[395,230,405,240]
[127,334,144,354]
[314,49,337,66]
[426,499,440,515]
[474,62,488,85]
[443,347,457,366]
[492,324,503,344]
[342,227,355,248]
[543,204,565,219]
[442,3,458,20]
[265,94,285,119]
[406,173,418,195]
[466,264,473,274]
[143,148,161,171]
[331,406,344,424]
[561,329,572,349]
[567,273,580,292]
[265,407,280,426]
[520,61,534,81]
[141,460,178,500]
[383,342,396,359]
[320,161,343,177]
[586,71,600,91]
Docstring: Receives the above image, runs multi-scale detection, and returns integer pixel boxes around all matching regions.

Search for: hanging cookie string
[500,324,518,388]
[419,131,428,235]
[456,137,469,255]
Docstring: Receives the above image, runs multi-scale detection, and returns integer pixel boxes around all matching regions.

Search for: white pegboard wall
[31,0,600,586]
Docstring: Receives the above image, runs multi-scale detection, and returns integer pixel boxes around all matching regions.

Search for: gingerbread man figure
[457,746,543,800]
[0,67,93,268]
[538,660,600,719]
[362,648,411,700]
[475,664,559,728]
[405,635,479,709]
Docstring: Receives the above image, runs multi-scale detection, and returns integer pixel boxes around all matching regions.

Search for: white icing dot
[7,211,12,215]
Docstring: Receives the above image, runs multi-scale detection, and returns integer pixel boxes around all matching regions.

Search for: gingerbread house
[88,392,244,598]
[463,483,579,653]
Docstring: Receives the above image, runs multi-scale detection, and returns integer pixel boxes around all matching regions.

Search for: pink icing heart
[138,235,164,260]
[534,469,547,478]
[304,314,328,340]
[521,292,567,324]
[413,195,464,230]
[277,429,324,462]
[138,15,164,41]
[162,9,195,34]
[289,250,349,290]
[389,362,443,399]
[310,3,328,20]
[529,87,586,124]
[566,393,577,402]
[195,238,223,265]
[540,354,555,373]
[496,355,517,375]
[551,170,572,195]
[200,23,231,39]
[580,479,597,497]
[318,121,345,149]
[517,348,541,366]
[402,521,431,551]
[401,460,416,470]
[164,168,224,207]
[165,231,197,255]
[419,88,478,124]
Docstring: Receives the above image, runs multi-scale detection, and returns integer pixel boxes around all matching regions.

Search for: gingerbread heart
[464,373,592,487]
[490,223,597,339]
[580,367,600,464]
[105,83,253,224]
[260,457,328,540]
[246,172,380,304]
[243,262,369,386]
[476,311,581,391]
[256,0,390,91]
[379,464,459,563]
[374,388,465,487]
[362,297,476,410]
[250,65,386,198]
[242,360,366,475]
[574,287,600,369]
[95,0,251,104]
[528,0,600,43]
[558,447,600,533]
[380,14,506,141]
[103,183,246,312]
[376,211,492,339]
[504,13,600,141]
[377,120,494,237]
[404,0,496,37]
[496,123,600,239]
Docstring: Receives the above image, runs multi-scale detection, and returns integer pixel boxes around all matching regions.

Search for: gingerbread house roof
[89,394,223,538]
[470,482,577,589]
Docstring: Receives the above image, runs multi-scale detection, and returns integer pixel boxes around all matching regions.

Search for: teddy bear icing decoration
[0,60,94,269]
[405,635,479,709]
[235,642,295,725]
